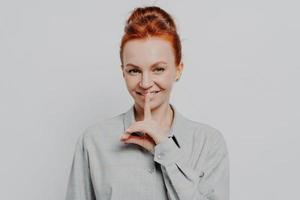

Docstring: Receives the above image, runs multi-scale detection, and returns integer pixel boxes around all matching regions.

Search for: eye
[128,69,141,74]
[154,67,165,73]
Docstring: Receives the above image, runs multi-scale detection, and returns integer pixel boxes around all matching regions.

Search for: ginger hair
[120,6,182,67]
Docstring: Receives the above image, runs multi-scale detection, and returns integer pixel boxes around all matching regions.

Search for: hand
[120,91,170,153]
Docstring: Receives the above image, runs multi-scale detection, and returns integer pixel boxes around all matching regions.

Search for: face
[122,37,183,110]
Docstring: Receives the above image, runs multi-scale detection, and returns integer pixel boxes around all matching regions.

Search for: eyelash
[128,68,165,74]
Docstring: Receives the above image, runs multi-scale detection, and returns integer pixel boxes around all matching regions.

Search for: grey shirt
[65,103,229,200]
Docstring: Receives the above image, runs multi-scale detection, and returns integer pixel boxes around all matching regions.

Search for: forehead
[123,37,175,67]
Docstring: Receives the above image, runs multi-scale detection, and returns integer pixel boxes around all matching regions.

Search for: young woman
[66,6,229,200]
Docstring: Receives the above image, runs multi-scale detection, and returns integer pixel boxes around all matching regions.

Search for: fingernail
[120,134,129,140]
[120,135,126,140]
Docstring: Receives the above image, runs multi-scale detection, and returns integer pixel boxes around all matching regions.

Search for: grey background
[0,0,299,199]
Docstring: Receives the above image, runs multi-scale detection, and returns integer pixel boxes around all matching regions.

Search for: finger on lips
[144,91,152,120]
[121,90,153,142]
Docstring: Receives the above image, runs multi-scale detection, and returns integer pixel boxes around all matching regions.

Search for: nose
[139,73,154,89]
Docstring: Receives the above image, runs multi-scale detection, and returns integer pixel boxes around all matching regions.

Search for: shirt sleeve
[65,133,96,200]
[153,129,229,200]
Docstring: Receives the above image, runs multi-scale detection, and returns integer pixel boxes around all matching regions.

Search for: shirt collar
[122,103,187,148]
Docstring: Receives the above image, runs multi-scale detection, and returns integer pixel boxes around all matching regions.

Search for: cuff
[153,137,182,166]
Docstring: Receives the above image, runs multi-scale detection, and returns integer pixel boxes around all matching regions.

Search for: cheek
[125,76,139,90]
[156,74,174,89]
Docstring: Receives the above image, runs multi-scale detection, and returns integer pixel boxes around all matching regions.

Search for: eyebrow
[125,61,167,69]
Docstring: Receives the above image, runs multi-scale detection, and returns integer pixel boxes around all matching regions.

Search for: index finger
[144,91,152,120]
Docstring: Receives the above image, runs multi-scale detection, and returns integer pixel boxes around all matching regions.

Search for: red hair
[120,6,182,67]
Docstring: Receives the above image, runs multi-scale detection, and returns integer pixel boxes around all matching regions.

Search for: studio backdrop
[0,0,299,199]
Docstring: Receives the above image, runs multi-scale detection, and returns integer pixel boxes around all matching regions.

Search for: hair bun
[120,6,182,67]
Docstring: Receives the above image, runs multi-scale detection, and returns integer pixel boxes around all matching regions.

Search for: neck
[133,102,174,128]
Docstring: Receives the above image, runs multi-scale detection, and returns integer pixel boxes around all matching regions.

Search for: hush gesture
[120,91,170,153]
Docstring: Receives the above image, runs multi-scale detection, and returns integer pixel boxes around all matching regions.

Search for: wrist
[155,134,169,145]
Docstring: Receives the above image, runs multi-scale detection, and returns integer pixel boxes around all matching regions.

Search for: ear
[175,62,184,80]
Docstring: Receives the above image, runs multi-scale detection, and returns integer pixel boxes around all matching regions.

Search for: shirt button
[199,171,205,178]
[157,152,164,159]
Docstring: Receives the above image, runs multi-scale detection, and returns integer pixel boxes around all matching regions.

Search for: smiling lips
[136,91,160,96]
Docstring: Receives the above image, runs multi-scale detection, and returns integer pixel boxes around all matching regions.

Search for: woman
[65,6,229,200]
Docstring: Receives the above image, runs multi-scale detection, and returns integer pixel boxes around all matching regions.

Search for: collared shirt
[65,103,229,200]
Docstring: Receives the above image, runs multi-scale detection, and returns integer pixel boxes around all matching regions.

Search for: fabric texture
[65,103,229,200]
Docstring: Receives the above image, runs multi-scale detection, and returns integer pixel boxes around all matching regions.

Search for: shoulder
[182,116,225,141]
[76,112,125,147]
[183,117,228,155]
